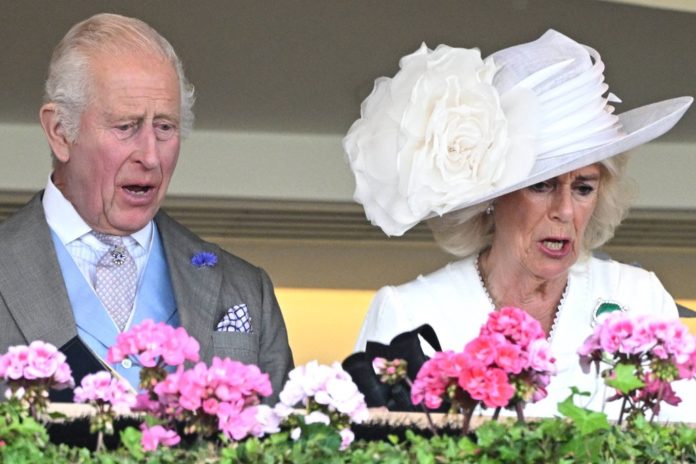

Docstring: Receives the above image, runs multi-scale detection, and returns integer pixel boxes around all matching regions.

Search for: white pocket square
[216,304,252,333]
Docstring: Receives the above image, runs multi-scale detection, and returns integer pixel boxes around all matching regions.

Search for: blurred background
[1,0,694,363]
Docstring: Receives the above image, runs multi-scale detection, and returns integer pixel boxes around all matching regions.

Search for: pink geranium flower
[105,321,274,443]
[73,371,136,412]
[107,319,200,370]
[0,340,74,417]
[73,371,136,451]
[140,424,180,451]
[412,307,554,415]
[578,312,696,423]
[146,356,272,441]
[482,368,516,408]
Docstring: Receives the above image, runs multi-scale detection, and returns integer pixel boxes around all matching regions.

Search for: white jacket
[355,255,695,422]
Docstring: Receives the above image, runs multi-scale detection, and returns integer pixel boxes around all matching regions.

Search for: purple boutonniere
[191,251,218,268]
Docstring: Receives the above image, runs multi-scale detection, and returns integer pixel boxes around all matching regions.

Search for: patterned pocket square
[216,304,253,333]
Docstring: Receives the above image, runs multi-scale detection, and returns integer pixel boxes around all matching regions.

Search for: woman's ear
[39,103,71,163]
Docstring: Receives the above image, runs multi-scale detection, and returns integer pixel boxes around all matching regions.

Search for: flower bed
[3,310,696,462]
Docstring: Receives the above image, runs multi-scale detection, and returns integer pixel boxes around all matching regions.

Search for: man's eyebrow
[153,112,180,122]
[104,112,142,122]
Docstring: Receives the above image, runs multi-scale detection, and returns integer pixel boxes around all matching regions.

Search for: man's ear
[39,103,71,163]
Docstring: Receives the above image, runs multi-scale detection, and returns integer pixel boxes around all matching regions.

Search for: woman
[344,30,693,419]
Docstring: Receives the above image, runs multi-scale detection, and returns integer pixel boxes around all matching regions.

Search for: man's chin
[105,211,158,235]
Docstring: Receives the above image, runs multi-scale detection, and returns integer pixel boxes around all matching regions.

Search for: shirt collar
[42,173,153,249]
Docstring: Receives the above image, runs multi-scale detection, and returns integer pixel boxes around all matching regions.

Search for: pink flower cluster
[0,341,74,392]
[107,319,200,368]
[150,356,273,441]
[412,307,555,410]
[276,361,369,449]
[74,371,136,412]
[579,313,695,369]
[578,312,696,416]
[140,424,181,451]
[372,357,407,385]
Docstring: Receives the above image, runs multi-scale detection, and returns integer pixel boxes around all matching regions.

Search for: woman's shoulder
[356,254,487,351]
[387,255,479,298]
[579,255,676,315]
[585,255,659,284]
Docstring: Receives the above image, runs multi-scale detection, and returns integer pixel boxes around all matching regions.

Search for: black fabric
[50,336,107,402]
[342,352,392,408]
[342,324,445,412]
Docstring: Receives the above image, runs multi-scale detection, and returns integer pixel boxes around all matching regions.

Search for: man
[0,13,293,401]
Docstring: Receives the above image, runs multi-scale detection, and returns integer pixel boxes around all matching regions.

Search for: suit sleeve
[257,268,294,403]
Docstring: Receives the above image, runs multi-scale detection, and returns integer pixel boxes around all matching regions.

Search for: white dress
[355,255,695,422]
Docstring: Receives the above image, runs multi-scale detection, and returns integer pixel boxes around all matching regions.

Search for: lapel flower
[191,251,218,268]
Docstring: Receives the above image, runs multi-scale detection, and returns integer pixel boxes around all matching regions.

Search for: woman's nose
[549,188,574,222]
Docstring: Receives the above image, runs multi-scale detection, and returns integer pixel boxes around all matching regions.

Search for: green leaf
[119,426,145,460]
[457,436,478,455]
[557,393,610,435]
[606,363,645,393]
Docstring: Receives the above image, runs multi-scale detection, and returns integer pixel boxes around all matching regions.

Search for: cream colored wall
[0,123,356,201]
[1,122,695,210]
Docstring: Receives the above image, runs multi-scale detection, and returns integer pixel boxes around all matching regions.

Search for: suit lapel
[0,194,77,347]
[155,211,222,361]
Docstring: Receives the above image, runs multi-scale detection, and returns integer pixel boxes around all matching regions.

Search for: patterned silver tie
[93,232,137,331]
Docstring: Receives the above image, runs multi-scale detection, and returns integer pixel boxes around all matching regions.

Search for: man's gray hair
[44,13,195,143]
[428,154,635,257]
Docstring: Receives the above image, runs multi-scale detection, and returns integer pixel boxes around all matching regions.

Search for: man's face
[53,51,181,235]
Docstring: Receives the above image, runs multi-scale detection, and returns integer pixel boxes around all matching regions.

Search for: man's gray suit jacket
[0,193,293,402]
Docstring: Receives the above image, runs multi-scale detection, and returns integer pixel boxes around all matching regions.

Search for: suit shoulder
[0,193,46,240]
[155,210,265,276]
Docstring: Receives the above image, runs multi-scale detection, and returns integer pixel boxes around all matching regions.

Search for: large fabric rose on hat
[343,43,539,236]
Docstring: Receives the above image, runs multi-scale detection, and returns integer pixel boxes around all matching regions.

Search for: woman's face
[491,164,601,281]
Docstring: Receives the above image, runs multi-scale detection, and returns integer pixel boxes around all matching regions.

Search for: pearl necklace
[474,253,569,342]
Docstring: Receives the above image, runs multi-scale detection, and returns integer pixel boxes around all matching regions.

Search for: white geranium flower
[254,404,282,436]
[277,361,369,427]
[304,410,331,425]
[339,428,355,451]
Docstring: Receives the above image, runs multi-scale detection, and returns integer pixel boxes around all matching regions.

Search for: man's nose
[133,126,160,169]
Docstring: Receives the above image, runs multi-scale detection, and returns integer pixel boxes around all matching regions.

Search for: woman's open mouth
[540,239,571,257]
[542,240,565,251]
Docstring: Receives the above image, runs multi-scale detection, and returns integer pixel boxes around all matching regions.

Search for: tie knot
[93,232,130,266]
[93,231,124,247]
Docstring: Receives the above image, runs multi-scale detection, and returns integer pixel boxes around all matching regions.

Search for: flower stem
[650,381,666,424]
[515,402,525,424]
[492,407,501,422]
[461,402,478,436]
[404,377,438,437]
[95,431,104,453]
[618,396,628,426]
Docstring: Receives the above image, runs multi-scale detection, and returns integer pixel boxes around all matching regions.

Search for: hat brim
[436,96,693,214]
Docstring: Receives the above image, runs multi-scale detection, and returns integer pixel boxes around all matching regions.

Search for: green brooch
[592,300,626,326]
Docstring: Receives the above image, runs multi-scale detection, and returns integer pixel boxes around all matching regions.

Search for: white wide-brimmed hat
[343,29,692,236]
